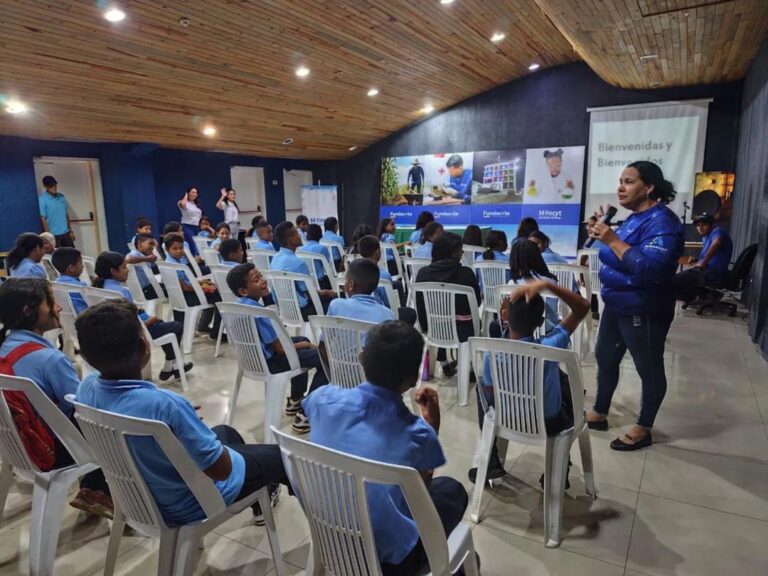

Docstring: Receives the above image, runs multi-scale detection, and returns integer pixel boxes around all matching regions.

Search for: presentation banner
[301,185,338,226]
[380,146,585,257]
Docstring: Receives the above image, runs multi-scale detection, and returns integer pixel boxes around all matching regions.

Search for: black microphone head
[603,205,618,222]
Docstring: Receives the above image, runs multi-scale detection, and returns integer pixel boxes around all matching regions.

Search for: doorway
[33,157,108,257]
[230,166,267,228]
[283,169,313,224]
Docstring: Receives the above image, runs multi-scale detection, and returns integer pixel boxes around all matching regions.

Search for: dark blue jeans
[594,306,673,428]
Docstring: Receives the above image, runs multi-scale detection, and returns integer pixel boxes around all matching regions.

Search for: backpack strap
[2,343,46,367]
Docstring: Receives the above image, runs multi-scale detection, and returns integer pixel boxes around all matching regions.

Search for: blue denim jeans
[593,306,673,428]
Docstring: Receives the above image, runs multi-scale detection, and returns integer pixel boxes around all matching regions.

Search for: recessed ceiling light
[295,66,310,78]
[440,0,455,4]
[422,104,435,114]
[639,54,658,61]
[5,99,29,115]
[282,138,294,145]
[367,88,379,97]
[348,146,358,151]
[202,125,216,137]
[490,32,506,43]
[528,63,540,71]
[104,7,126,22]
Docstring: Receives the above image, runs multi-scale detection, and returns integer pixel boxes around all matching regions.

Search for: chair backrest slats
[309,316,375,389]
[247,248,275,272]
[413,282,480,348]
[472,261,509,306]
[210,265,237,303]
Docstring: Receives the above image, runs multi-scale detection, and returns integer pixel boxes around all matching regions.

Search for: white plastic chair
[379,243,404,281]
[467,337,596,548]
[297,252,342,296]
[319,239,347,276]
[272,427,479,576]
[51,282,84,361]
[472,261,509,336]
[218,303,307,442]
[343,252,360,271]
[462,245,484,267]
[201,248,221,268]
[412,282,480,406]
[81,256,96,285]
[192,236,211,257]
[308,316,376,389]
[549,264,592,359]
[0,375,98,576]
[577,249,602,315]
[70,399,285,576]
[244,237,263,251]
[129,262,167,319]
[402,257,431,308]
[377,278,401,312]
[247,248,276,272]
[404,244,416,258]
[41,255,59,281]
[182,245,209,281]
[264,270,323,341]
[209,264,239,358]
[157,262,213,355]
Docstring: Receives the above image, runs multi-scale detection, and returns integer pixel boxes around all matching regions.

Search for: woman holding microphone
[585,161,684,451]
[177,186,203,256]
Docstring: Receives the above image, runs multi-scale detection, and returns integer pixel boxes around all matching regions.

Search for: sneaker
[468,464,506,485]
[172,362,194,379]
[285,397,302,416]
[252,484,281,526]
[69,488,114,519]
[292,411,310,434]
[442,361,458,378]
[158,369,174,382]
[210,332,227,342]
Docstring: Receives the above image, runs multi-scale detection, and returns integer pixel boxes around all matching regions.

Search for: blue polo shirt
[103,279,149,321]
[700,226,733,283]
[76,374,245,526]
[448,168,473,203]
[236,296,279,360]
[542,248,568,265]
[413,242,433,260]
[298,241,332,280]
[0,330,80,417]
[409,229,423,244]
[483,324,570,418]
[38,191,70,235]
[220,260,239,268]
[322,231,345,262]
[254,239,275,251]
[375,269,394,308]
[56,274,88,314]
[271,248,311,307]
[381,234,396,261]
[128,251,152,289]
[11,258,47,279]
[327,294,395,325]
[303,383,445,564]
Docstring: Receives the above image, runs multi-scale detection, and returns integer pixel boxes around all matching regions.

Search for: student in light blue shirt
[475,230,512,291]
[252,221,276,250]
[209,222,231,250]
[51,247,88,315]
[304,321,469,572]
[74,300,288,526]
[7,233,47,279]
[218,238,244,267]
[39,176,74,247]
[413,221,443,260]
[322,216,345,271]
[409,211,435,246]
[326,259,395,325]
[377,218,408,277]
[126,234,161,299]
[197,216,216,240]
[297,224,333,290]
[295,215,309,244]
[529,230,568,264]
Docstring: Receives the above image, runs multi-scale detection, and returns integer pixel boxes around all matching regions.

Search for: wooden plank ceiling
[0,1,765,159]
[0,0,576,159]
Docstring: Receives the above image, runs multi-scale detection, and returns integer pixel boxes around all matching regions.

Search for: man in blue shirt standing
[38,175,75,248]
[675,213,734,305]
[303,321,469,575]
[445,155,473,204]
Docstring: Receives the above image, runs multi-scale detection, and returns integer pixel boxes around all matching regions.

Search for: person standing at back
[38,175,75,248]
[216,187,241,239]
[177,187,203,256]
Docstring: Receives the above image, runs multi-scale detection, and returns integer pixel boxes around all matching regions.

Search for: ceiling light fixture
[528,63,540,71]
[639,54,659,61]
[348,146,358,151]
[4,99,29,115]
[440,0,455,4]
[422,104,435,114]
[367,88,379,97]
[490,32,506,43]
[104,7,126,22]
[295,66,310,78]
[282,138,294,145]
[202,125,217,137]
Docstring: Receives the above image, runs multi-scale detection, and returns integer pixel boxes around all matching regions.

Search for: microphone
[585,205,618,248]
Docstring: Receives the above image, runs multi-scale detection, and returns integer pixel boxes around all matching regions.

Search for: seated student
[160,221,193,260]
[295,214,309,244]
[376,218,407,276]
[470,278,589,485]
[245,215,266,239]
[357,235,416,326]
[0,278,112,517]
[51,247,88,314]
[94,251,193,381]
[40,232,56,255]
[513,216,539,246]
[130,216,153,247]
[304,321,470,576]
[227,263,328,434]
[252,221,275,251]
[415,233,481,377]
[75,300,287,526]
[164,234,222,341]
[8,233,46,279]
[529,230,567,264]
[197,216,216,239]
[475,230,512,292]
[126,234,163,300]
[409,211,434,245]
[675,212,734,305]
[326,259,395,324]
[413,222,443,260]
[508,239,560,332]
[349,223,373,255]
[322,216,345,272]
[209,222,231,249]
[271,222,337,319]
[297,224,334,290]
[218,238,244,267]
[462,224,483,248]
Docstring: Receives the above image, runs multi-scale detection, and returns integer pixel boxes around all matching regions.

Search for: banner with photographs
[379,146,585,257]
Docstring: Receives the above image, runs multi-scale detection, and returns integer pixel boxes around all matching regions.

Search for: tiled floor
[1,309,767,575]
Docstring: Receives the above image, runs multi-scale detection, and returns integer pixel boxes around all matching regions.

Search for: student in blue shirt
[126,234,162,300]
[471,278,590,486]
[272,222,337,319]
[326,258,395,324]
[357,236,417,326]
[413,221,443,260]
[93,251,193,382]
[252,221,276,251]
[304,321,471,575]
[349,223,373,255]
[376,218,407,276]
[209,222,231,249]
[675,212,734,304]
[475,230,512,291]
[226,263,328,434]
[74,300,287,526]
[51,247,88,315]
[409,211,434,245]
[7,233,47,279]
[529,230,568,264]
[0,278,112,517]
[130,217,153,248]
[295,214,309,244]
[297,224,334,290]
[197,216,216,239]
[218,238,244,267]
[445,155,473,204]
[160,221,198,264]
[39,175,75,247]
[322,217,345,272]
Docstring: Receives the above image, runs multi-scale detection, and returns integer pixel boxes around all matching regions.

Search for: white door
[283,169,313,224]
[230,166,266,228]
[33,157,107,257]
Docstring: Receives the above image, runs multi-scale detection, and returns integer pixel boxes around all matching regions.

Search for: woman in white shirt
[177,187,203,256]
[216,187,241,239]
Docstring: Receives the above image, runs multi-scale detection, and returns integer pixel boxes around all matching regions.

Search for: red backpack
[0,343,56,471]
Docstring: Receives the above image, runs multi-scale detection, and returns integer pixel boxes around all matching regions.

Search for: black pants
[266,336,329,400]
[594,307,673,428]
[397,307,417,326]
[54,232,74,248]
[318,276,333,291]
[386,259,399,277]
[674,267,706,304]
[381,477,468,576]
[54,427,109,493]
[176,290,222,335]
[436,320,475,362]
[211,425,290,511]
[300,296,334,321]
[146,319,183,360]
